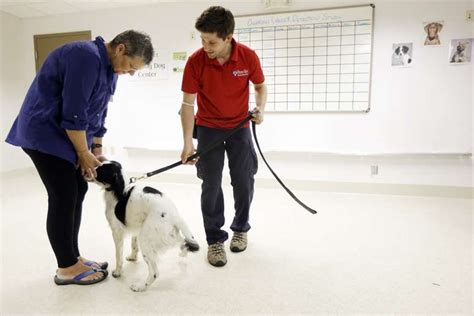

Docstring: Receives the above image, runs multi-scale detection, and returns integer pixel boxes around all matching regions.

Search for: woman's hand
[94,155,108,162]
[77,150,102,178]
[92,149,108,163]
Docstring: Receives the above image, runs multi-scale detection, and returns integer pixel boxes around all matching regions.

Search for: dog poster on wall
[449,39,473,64]
[423,21,444,46]
[392,43,413,67]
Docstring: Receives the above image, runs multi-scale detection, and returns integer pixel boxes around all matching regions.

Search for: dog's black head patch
[96,161,122,185]
[95,161,125,200]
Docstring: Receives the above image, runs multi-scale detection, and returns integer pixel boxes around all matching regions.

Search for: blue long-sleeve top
[6,36,118,165]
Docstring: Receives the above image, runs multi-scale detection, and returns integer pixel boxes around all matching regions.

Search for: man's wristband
[91,143,103,149]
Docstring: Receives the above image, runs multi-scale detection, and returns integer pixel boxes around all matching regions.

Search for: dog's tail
[175,218,199,253]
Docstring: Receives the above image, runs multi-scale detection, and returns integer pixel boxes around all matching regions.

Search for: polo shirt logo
[232,69,249,77]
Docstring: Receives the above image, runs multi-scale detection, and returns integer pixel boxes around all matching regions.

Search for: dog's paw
[112,270,122,278]
[130,283,148,292]
[126,254,137,261]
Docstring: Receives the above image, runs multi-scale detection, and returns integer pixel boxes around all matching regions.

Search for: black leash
[130,112,317,214]
[130,114,253,182]
[250,120,316,214]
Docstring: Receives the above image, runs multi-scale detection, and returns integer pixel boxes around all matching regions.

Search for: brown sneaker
[207,242,227,267]
[230,232,247,253]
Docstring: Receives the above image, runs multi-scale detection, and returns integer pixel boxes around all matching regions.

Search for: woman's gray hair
[110,30,154,65]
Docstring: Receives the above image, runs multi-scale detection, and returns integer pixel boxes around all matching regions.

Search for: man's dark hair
[110,30,154,65]
[195,6,235,39]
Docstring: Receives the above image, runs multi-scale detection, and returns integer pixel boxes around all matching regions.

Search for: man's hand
[251,105,264,125]
[77,150,102,178]
[181,142,198,165]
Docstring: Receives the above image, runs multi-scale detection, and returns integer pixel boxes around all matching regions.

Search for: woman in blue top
[5,30,154,286]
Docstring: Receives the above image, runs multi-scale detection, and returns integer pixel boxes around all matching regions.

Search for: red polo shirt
[182,38,265,129]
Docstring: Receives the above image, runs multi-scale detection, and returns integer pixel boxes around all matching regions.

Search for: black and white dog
[394,45,412,65]
[93,161,199,292]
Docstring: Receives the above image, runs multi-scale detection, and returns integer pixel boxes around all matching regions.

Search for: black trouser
[196,126,258,245]
[23,148,87,268]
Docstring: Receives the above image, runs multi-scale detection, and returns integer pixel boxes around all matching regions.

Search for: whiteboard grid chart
[235,5,374,112]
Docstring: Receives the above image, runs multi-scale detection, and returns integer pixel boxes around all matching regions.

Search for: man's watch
[91,143,103,149]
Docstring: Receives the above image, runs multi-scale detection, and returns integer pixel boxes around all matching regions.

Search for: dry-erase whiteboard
[235,4,375,112]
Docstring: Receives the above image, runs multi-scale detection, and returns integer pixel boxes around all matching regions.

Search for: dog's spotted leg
[130,253,158,292]
[126,236,139,261]
[112,230,124,278]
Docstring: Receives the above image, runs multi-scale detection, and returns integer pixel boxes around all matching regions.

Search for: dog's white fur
[94,161,199,292]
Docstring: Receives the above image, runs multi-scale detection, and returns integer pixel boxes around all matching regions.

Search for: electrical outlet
[467,10,474,21]
[371,165,379,176]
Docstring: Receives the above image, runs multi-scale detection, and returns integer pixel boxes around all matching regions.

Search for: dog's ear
[402,46,409,54]
[107,166,125,192]
[395,47,400,55]
[113,172,122,184]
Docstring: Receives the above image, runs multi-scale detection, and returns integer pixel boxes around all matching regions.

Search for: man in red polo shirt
[180,6,267,267]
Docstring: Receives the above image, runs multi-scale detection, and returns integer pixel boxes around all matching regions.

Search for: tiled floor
[0,162,472,314]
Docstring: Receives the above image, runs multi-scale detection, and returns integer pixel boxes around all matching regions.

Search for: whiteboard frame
[235,4,375,113]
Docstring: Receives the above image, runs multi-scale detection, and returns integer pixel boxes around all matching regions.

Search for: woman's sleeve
[60,50,100,131]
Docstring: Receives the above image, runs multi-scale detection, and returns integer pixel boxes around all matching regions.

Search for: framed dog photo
[392,43,413,67]
[449,38,473,65]
[423,21,444,46]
